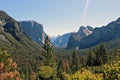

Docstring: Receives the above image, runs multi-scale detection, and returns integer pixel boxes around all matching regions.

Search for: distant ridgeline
[66,18,120,49]
[53,26,94,48]
[1,10,120,51]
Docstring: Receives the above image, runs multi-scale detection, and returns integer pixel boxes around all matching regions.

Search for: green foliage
[0,29,43,66]
[38,66,53,79]
[95,44,108,65]
[103,57,120,80]
[40,36,58,80]
[0,49,10,62]
[42,36,56,67]
[87,49,96,66]
[98,44,108,64]
[86,44,109,66]
[62,68,103,80]
[71,49,80,73]
[57,60,64,80]
[0,49,21,80]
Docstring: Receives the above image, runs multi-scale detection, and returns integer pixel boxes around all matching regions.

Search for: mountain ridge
[79,17,120,49]
[0,10,43,65]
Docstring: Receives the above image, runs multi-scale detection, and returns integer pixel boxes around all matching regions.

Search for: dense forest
[0,36,120,80]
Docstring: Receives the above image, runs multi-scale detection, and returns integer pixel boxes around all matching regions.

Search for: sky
[0,0,120,36]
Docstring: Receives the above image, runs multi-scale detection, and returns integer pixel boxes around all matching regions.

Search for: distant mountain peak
[78,26,86,31]
[87,26,94,31]
[66,26,94,49]
[78,26,93,36]
[53,33,72,48]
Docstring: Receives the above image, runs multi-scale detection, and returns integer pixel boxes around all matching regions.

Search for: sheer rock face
[19,21,47,45]
[66,26,94,49]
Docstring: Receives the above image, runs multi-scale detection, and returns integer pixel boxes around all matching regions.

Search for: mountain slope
[66,26,94,49]
[53,33,71,47]
[19,21,47,45]
[0,10,43,65]
[79,18,120,49]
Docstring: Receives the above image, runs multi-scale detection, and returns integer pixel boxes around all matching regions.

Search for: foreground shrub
[62,68,103,80]
[103,58,120,80]
[0,49,21,80]
[38,66,53,79]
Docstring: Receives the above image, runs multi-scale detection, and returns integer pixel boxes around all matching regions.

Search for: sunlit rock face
[19,21,47,45]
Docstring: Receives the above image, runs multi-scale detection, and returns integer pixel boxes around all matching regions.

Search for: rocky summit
[66,26,94,49]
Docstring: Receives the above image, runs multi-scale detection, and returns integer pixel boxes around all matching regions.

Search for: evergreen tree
[98,44,108,64]
[42,36,56,67]
[87,49,96,66]
[57,60,64,80]
[57,60,63,73]
[79,56,86,67]
[71,49,79,73]
[40,36,57,80]
[95,44,108,65]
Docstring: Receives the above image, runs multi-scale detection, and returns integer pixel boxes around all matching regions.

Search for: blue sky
[0,0,120,36]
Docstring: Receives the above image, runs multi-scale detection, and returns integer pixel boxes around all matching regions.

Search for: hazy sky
[0,0,120,36]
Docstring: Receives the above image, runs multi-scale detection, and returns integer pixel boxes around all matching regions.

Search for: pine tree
[40,36,57,80]
[57,60,64,80]
[94,47,101,65]
[98,44,108,64]
[87,49,96,66]
[42,36,56,67]
[71,49,79,73]
[79,56,86,67]
[95,44,108,65]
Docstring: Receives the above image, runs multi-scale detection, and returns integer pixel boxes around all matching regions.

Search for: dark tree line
[87,44,109,66]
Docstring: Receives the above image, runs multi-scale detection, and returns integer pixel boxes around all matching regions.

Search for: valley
[0,10,120,80]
